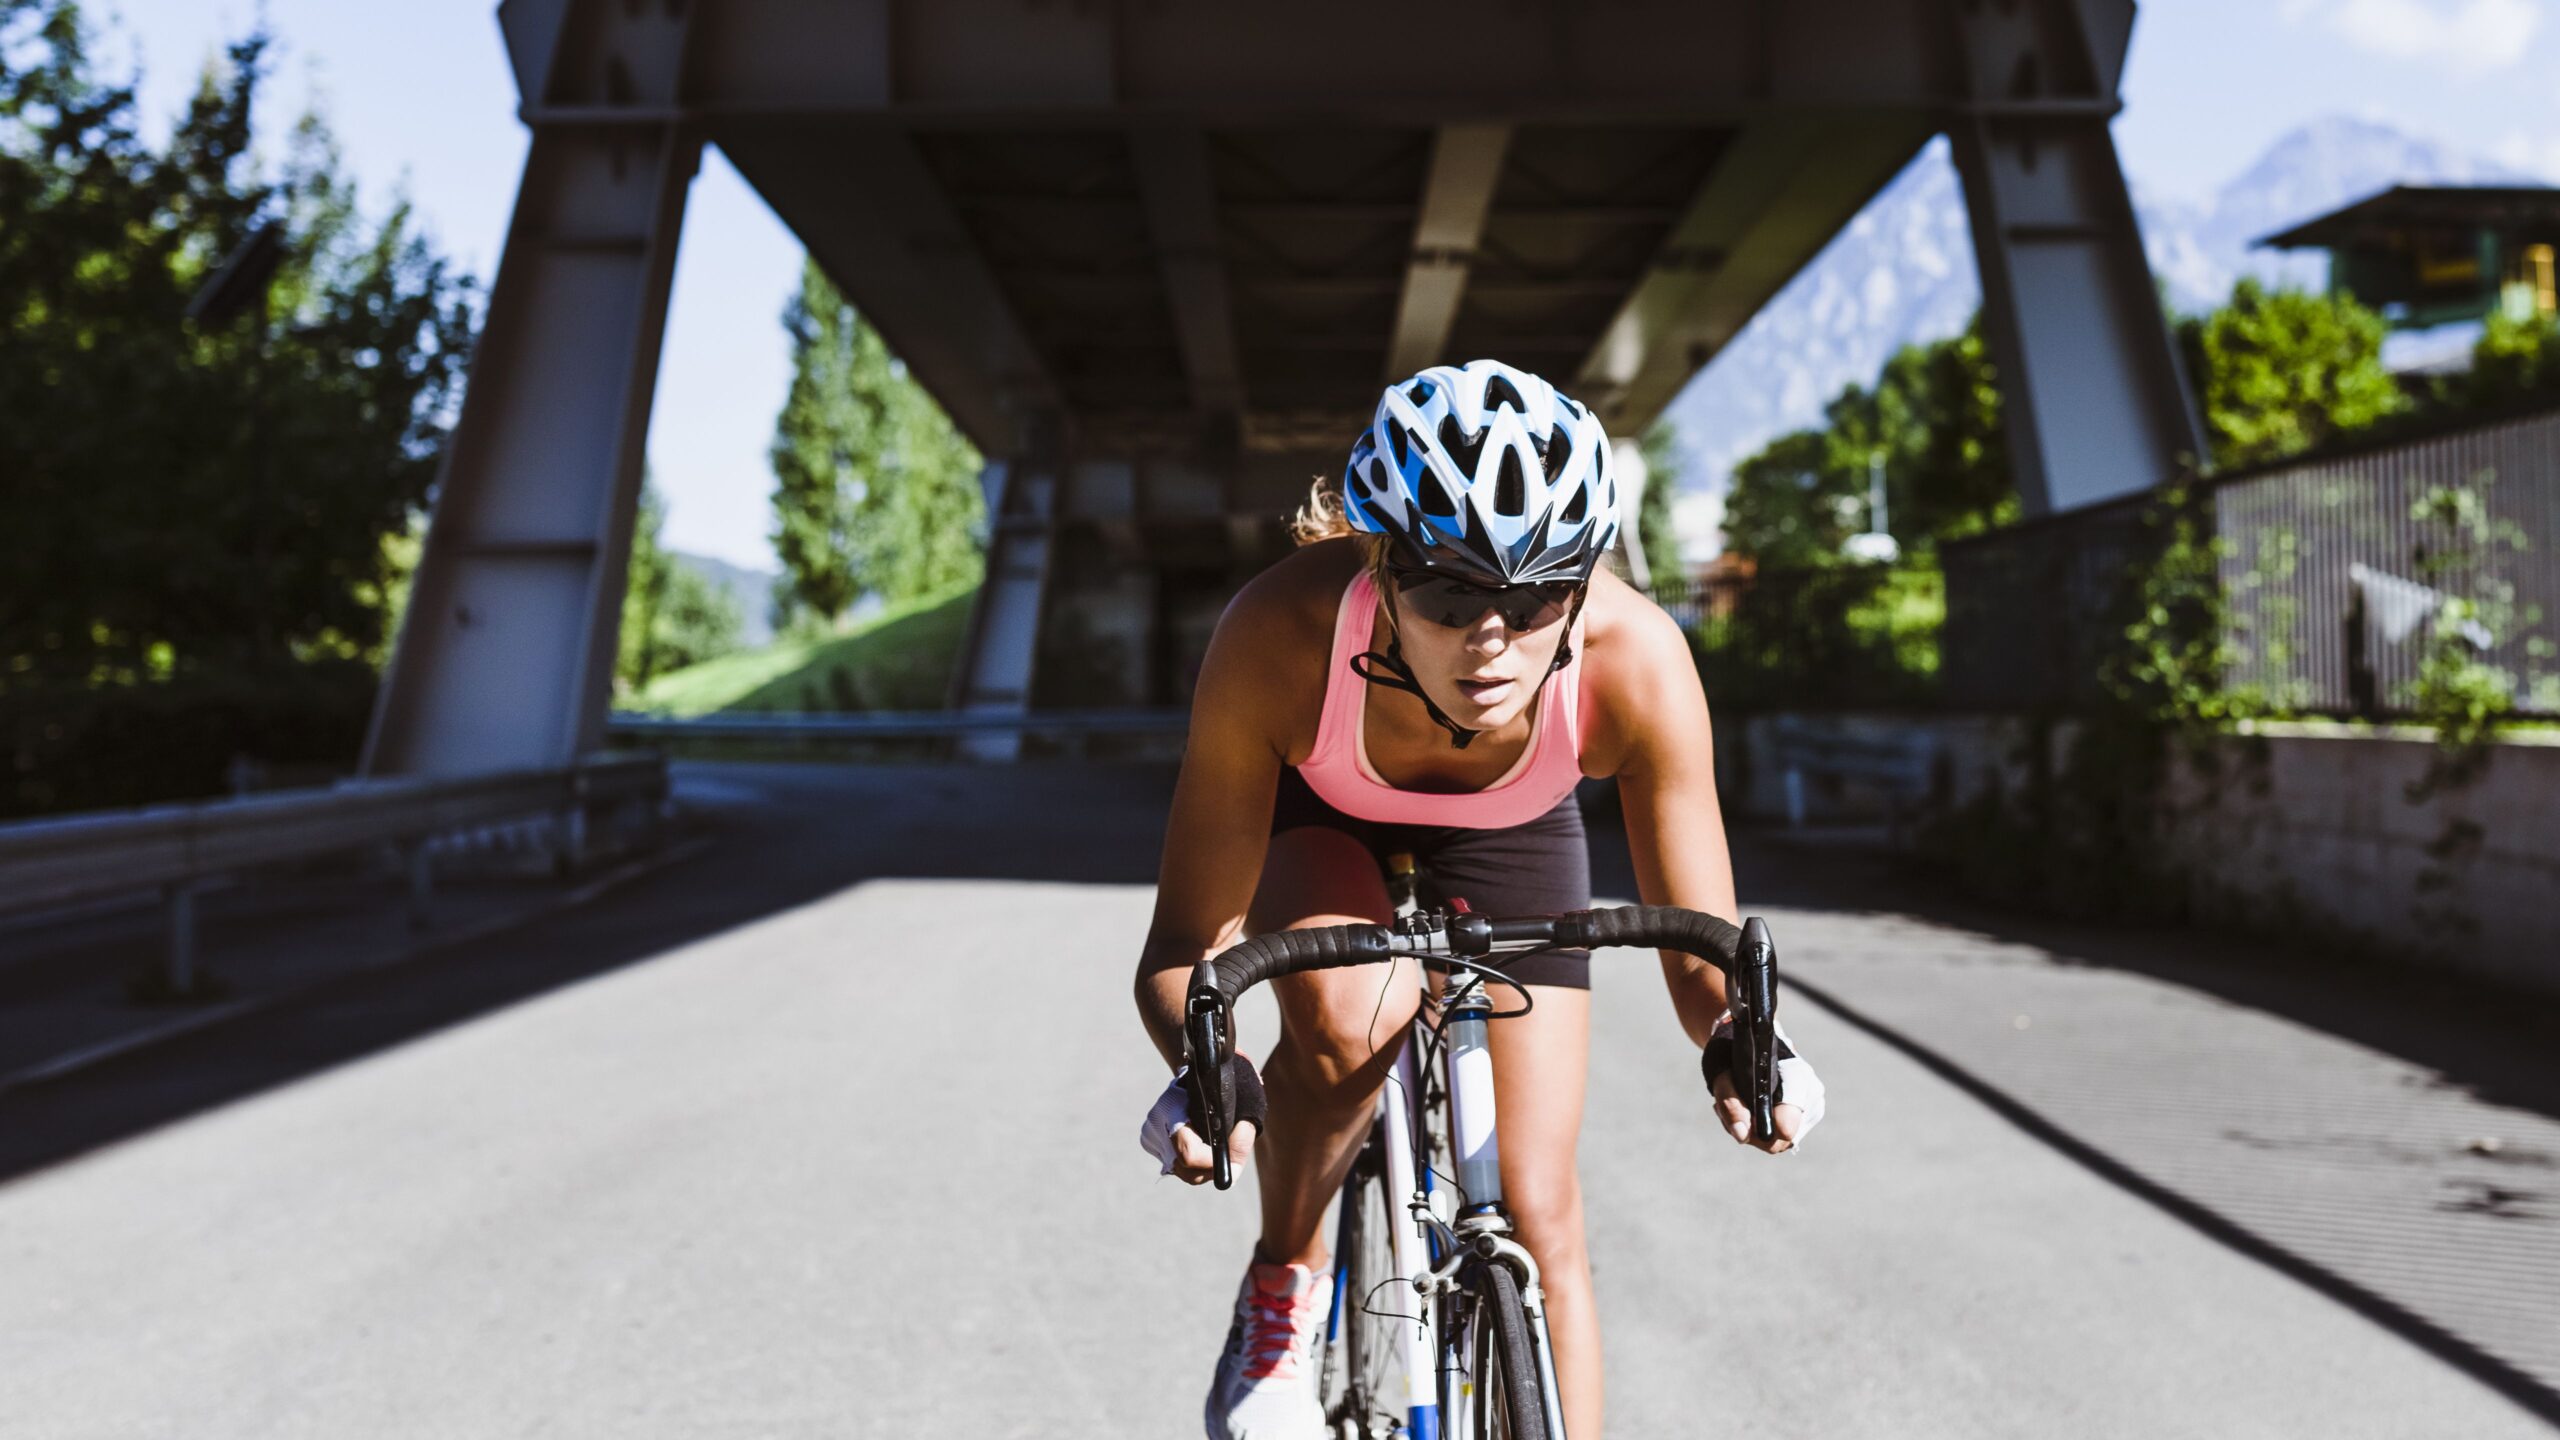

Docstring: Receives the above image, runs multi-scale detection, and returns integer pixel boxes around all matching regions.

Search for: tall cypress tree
[768,260,983,627]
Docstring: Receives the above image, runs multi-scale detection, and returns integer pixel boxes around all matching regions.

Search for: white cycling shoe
[1204,1256,1332,1440]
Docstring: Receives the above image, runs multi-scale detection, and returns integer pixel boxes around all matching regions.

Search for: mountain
[671,549,779,648]
[1660,116,2542,530]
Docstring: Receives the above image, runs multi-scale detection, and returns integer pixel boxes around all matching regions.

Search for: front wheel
[1321,1143,1405,1438]
[1461,1260,1549,1440]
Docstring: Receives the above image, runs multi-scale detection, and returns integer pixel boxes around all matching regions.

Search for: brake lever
[1182,994,1235,1190]
[1730,917,1780,1144]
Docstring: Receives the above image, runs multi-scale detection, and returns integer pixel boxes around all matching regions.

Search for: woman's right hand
[1139,1056,1264,1185]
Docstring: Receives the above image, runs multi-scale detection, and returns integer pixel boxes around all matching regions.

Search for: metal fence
[2215,405,2560,717]
[1938,403,2560,718]
[1938,498,2158,712]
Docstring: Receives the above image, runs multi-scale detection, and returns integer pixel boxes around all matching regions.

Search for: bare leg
[1245,828,1423,1265]
[1488,984,1599,1437]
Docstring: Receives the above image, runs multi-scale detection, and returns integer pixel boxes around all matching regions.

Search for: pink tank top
[1296,571,1589,829]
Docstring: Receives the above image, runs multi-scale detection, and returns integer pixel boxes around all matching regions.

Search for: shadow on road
[1597,813,2560,1427]
[0,761,1177,1188]
[1654,820,2560,1126]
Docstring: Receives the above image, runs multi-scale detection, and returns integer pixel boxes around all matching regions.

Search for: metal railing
[1938,402,2560,718]
[1938,496,2159,712]
[2215,405,2560,717]
[605,708,1189,745]
[0,751,668,996]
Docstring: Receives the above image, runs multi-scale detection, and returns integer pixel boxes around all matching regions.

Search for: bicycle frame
[1192,873,1777,1438]
[1326,870,1569,1440]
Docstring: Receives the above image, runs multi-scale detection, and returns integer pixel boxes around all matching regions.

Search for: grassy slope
[631,587,977,716]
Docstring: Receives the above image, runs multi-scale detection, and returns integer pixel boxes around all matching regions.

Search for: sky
[100,0,2560,573]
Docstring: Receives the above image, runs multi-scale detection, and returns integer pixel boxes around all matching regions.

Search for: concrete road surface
[2,761,2554,1438]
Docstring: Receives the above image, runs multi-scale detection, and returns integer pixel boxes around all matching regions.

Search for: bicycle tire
[1468,1261,1549,1440]
[1322,1144,1404,1437]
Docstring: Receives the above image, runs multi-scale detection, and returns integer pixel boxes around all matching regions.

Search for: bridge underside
[367,0,2204,773]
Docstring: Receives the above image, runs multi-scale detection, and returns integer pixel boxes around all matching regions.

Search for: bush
[1684,563,1942,712]
[1,661,376,819]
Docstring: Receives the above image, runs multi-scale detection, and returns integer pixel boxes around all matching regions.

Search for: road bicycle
[1184,854,1783,1440]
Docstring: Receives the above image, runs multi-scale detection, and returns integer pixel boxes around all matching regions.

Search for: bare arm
[1592,591,1740,1046]
[1593,588,1804,1153]
[1133,584,1294,1070]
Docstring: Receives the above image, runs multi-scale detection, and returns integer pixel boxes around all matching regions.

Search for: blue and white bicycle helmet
[1341,359,1619,586]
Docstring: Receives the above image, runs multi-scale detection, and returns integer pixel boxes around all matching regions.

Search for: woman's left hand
[1709,1073,1809,1154]
[1703,1019,1826,1154]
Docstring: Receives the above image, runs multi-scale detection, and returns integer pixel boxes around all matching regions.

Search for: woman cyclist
[1134,360,1826,1439]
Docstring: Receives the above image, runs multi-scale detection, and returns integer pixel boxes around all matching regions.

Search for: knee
[1268,1007,1399,1103]
[1505,1168,1587,1264]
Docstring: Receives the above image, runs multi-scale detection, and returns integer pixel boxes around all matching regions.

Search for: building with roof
[2257,185,2560,332]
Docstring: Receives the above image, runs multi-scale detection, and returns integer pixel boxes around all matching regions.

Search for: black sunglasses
[1387,565,1582,632]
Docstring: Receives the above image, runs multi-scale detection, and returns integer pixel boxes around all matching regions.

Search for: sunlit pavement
[0,761,2553,1438]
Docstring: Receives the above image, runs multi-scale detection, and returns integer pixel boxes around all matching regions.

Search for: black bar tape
[1193,906,1744,1011]
[1552,905,1744,966]
[1204,924,1396,1004]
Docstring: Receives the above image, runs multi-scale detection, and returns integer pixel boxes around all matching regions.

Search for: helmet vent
[1406,379,1433,407]
[1494,447,1527,516]
[1419,468,1460,518]
[1363,456,1390,496]
[1482,372,1526,415]
[1540,431,1568,485]
[1559,482,1589,525]
[1390,423,1412,468]
[1438,413,1485,474]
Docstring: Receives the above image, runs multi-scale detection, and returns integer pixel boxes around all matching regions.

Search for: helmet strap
[1349,639,1482,751]
[1346,582,1590,752]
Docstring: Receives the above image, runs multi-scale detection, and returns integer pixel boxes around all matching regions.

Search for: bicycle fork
[1438,988,1570,1440]
[1378,1040,1440,1440]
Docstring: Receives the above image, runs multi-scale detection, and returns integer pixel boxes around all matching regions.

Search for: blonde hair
[1288,477,1392,579]
[1288,475,1354,545]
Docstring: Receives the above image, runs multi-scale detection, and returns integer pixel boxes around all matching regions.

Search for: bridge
[12,5,2558,1433]
[364,0,2204,777]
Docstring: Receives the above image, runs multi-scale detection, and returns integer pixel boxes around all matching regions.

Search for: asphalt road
[2,761,2553,1438]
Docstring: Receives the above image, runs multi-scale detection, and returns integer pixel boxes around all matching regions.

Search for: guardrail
[0,751,667,998]
[605,708,1190,744]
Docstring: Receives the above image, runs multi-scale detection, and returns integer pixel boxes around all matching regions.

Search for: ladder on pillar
[950,460,1059,760]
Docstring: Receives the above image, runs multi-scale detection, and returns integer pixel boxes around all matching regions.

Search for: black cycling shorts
[1268,766,1593,989]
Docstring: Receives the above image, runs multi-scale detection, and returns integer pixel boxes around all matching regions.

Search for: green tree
[1720,317,2016,567]
[1634,419,1684,582]
[1721,428,1855,569]
[769,259,984,625]
[0,4,475,687]
[1897,321,2014,542]
[2175,278,2403,468]
[2465,306,2560,407]
[619,483,742,692]
[1,3,475,815]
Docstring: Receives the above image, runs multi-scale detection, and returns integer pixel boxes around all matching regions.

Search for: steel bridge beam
[1387,124,1512,379]
[1132,125,1246,439]
[368,1,700,776]
[1945,0,2207,513]
[720,123,1065,458]
[1575,119,1934,433]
